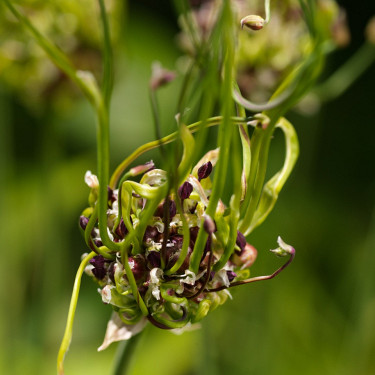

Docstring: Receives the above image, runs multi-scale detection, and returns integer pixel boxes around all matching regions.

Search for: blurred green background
[1,1,375,374]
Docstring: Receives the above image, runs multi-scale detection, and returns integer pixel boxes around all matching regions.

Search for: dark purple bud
[169,200,177,219]
[143,226,159,244]
[178,181,193,200]
[226,271,237,283]
[202,234,211,261]
[128,255,146,282]
[79,216,89,230]
[147,251,161,269]
[150,62,176,91]
[164,234,191,273]
[236,230,247,254]
[108,262,115,284]
[115,218,128,239]
[107,186,114,202]
[203,215,216,234]
[170,234,184,248]
[198,161,212,181]
[89,255,106,280]
[189,226,200,243]
[189,202,198,214]
[155,200,176,220]
[94,239,103,248]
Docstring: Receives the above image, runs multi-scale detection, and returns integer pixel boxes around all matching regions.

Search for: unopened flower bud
[155,200,177,220]
[129,161,155,176]
[90,255,106,280]
[143,226,159,244]
[150,62,176,91]
[197,161,212,181]
[165,235,192,273]
[236,230,246,254]
[84,170,99,189]
[241,15,265,31]
[203,214,216,234]
[168,200,177,219]
[128,255,146,282]
[147,251,161,269]
[114,218,128,239]
[270,236,295,257]
[79,215,89,230]
[226,270,237,283]
[192,299,211,323]
[232,243,257,269]
[178,181,193,200]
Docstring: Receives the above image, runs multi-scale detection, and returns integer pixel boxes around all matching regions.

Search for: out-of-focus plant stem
[314,42,375,102]
[112,332,143,375]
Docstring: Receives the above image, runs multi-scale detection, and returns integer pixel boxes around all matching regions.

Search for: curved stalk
[57,252,96,375]
[109,116,247,189]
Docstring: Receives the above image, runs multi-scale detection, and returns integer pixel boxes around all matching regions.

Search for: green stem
[264,0,271,23]
[112,332,143,375]
[314,42,375,102]
[98,0,114,107]
[109,116,247,188]
[97,105,120,251]
[57,252,96,375]
[189,1,235,274]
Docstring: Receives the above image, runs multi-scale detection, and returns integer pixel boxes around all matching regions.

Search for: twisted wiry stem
[205,248,295,293]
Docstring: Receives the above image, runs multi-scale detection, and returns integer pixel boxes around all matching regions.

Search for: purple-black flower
[90,255,106,280]
[236,230,247,254]
[197,161,212,181]
[79,215,89,230]
[178,181,193,200]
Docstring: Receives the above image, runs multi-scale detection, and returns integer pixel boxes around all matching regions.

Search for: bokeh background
[1,1,375,374]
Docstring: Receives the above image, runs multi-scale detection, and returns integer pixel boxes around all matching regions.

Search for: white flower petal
[149,268,163,300]
[84,170,99,188]
[101,285,115,304]
[98,313,147,351]
[180,270,196,286]
[277,236,294,253]
[150,268,163,284]
[271,236,295,257]
[215,269,230,287]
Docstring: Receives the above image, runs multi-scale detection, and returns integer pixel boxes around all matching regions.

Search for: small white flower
[213,269,230,288]
[181,269,196,286]
[101,285,115,304]
[84,264,94,276]
[277,236,294,253]
[270,236,295,257]
[84,170,99,188]
[149,268,163,300]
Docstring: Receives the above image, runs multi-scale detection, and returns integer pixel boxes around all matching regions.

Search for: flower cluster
[179,0,349,103]
[80,153,265,348]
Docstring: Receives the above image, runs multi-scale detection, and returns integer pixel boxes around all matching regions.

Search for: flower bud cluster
[81,158,258,336]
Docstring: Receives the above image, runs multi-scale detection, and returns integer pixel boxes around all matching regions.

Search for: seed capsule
[241,15,265,31]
